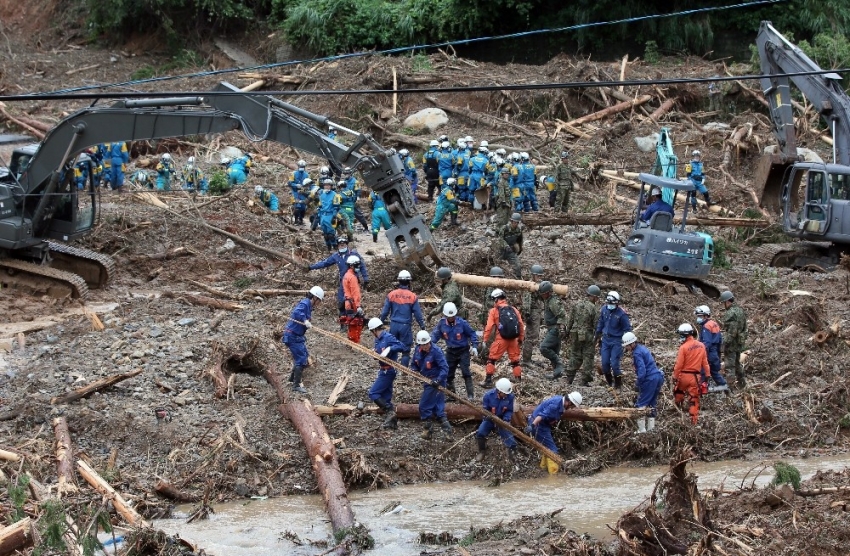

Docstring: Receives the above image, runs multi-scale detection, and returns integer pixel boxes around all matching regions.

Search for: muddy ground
[1,5,849,554]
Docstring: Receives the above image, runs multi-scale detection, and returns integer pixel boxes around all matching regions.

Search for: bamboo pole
[76,460,150,527]
[450,272,568,296]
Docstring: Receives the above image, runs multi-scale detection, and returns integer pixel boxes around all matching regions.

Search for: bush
[771,461,802,490]
[208,170,230,195]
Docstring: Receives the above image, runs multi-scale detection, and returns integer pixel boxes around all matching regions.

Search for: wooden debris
[649,98,677,122]
[129,246,197,263]
[424,95,540,137]
[154,479,200,502]
[51,368,143,405]
[327,373,351,406]
[162,291,244,311]
[0,518,33,556]
[0,448,21,461]
[451,272,568,296]
[0,103,46,139]
[65,63,100,76]
[797,485,850,497]
[77,460,150,527]
[313,404,646,421]
[565,95,652,127]
[53,417,78,496]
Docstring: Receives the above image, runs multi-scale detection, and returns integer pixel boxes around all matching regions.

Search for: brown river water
[155,454,849,555]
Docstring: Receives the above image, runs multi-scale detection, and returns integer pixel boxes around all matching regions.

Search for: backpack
[497,305,520,339]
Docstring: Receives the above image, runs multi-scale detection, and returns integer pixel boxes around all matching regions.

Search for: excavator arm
[14,82,440,268]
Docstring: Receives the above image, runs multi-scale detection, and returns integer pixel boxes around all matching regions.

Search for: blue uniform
[529,396,566,453]
[430,184,458,230]
[291,188,308,222]
[437,149,454,185]
[476,389,517,448]
[367,331,406,409]
[155,160,176,191]
[431,316,477,388]
[182,165,207,192]
[640,199,674,222]
[402,155,418,199]
[258,190,279,212]
[454,149,471,201]
[412,344,449,420]
[380,286,425,366]
[73,160,91,190]
[106,142,129,190]
[317,189,341,235]
[699,318,726,386]
[686,159,708,206]
[370,191,392,234]
[289,169,310,192]
[226,156,252,186]
[282,297,313,367]
[518,162,538,211]
[468,153,490,196]
[631,344,665,416]
[596,305,632,378]
[309,249,368,311]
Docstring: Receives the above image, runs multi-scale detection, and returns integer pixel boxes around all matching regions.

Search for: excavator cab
[782,162,850,241]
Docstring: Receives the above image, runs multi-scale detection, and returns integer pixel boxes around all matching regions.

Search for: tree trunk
[0,518,33,556]
[154,480,200,502]
[51,368,144,405]
[649,98,677,121]
[451,272,569,296]
[53,417,78,496]
[566,95,652,127]
[523,212,634,227]
[162,291,244,311]
[76,460,150,527]
[312,404,644,421]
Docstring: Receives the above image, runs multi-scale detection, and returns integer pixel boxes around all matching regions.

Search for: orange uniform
[673,336,709,424]
[342,268,363,343]
[483,298,525,379]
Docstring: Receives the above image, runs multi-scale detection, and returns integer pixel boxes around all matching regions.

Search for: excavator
[592,173,722,298]
[752,21,850,270]
[0,82,442,298]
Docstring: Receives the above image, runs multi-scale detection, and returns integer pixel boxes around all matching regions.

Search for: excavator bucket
[753,154,792,215]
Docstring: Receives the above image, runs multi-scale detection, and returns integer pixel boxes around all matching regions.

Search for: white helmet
[415,330,432,345]
[221,156,231,165]
[465,135,473,144]
[491,288,505,299]
[567,392,583,407]
[398,270,412,281]
[320,166,330,175]
[443,302,458,317]
[430,139,439,147]
[457,139,466,148]
[368,317,384,331]
[650,187,661,197]
[399,148,409,157]
[692,150,701,157]
[480,140,489,148]
[302,178,313,186]
[606,291,621,303]
[446,178,457,186]
[346,255,360,266]
[677,323,695,335]
[309,286,325,300]
[622,332,638,347]
[254,185,263,195]
[161,153,172,161]
[441,141,451,149]
[495,377,513,394]
[188,156,195,164]
[496,148,506,156]
[478,146,488,153]
[297,159,306,167]
[520,152,530,160]
[694,305,711,317]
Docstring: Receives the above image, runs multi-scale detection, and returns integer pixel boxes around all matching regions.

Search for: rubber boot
[546,457,560,475]
[539,455,548,470]
[440,417,453,437]
[604,373,614,388]
[474,436,486,462]
[480,374,494,388]
[464,376,475,401]
[547,363,564,380]
[288,366,295,383]
[614,375,623,391]
[291,366,308,394]
[382,410,398,430]
[372,234,378,243]
[420,421,433,440]
[647,417,656,432]
[507,446,517,463]
[450,212,459,227]
[447,380,457,394]
[704,191,714,206]
[636,417,647,434]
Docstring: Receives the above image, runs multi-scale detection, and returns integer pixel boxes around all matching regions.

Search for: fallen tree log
[566,95,652,127]
[162,291,244,311]
[524,212,769,229]
[797,485,850,497]
[600,170,728,215]
[154,479,200,502]
[51,368,143,404]
[0,518,33,556]
[649,98,677,121]
[53,417,78,496]
[451,272,568,296]
[77,460,150,527]
[313,404,644,422]
[0,103,46,140]
[0,448,21,461]
[424,95,540,137]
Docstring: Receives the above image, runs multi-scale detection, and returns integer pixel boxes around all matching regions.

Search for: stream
[155,453,849,555]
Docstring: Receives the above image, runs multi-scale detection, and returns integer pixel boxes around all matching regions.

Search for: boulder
[402,108,448,132]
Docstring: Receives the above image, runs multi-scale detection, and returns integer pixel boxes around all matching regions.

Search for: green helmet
[490,267,505,277]
[510,213,522,222]
[719,291,735,302]
[586,285,601,297]
[436,267,452,280]
[530,264,544,276]
[538,281,554,294]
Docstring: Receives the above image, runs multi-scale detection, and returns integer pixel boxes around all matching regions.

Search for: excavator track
[0,258,88,298]
[750,242,837,271]
[591,265,724,299]
[46,241,116,288]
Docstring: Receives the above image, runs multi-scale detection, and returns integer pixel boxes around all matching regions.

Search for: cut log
[51,368,143,404]
[241,288,308,298]
[154,479,200,502]
[797,485,850,497]
[649,98,677,122]
[77,460,150,527]
[327,373,351,406]
[451,272,568,296]
[0,448,21,461]
[313,404,645,421]
[129,246,197,263]
[424,95,540,137]
[53,417,78,496]
[187,280,241,300]
[565,95,652,127]
[162,291,244,311]
[0,518,33,556]
[0,104,46,140]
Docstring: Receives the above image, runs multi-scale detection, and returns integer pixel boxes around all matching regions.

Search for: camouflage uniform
[428,280,467,320]
[539,294,568,374]
[722,304,748,387]
[521,289,543,364]
[478,286,496,362]
[493,223,524,279]
[493,174,513,228]
[564,298,598,385]
[554,162,573,212]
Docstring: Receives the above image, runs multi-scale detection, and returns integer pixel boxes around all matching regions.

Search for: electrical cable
[1,67,846,102]
[34,0,784,96]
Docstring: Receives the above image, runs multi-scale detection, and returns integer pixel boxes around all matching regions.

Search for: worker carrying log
[412,330,452,440]
[622,332,664,434]
[366,318,407,430]
[430,302,478,400]
[526,391,583,474]
[282,286,325,394]
[474,378,517,463]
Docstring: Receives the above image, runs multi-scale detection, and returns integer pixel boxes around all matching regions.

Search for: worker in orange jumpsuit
[479,289,525,388]
[342,255,364,343]
[673,322,710,424]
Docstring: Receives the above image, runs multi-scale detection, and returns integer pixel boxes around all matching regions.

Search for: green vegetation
[234,276,254,289]
[644,40,660,64]
[710,235,735,269]
[7,473,30,522]
[208,170,230,195]
[771,461,802,490]
[839,413,850,429]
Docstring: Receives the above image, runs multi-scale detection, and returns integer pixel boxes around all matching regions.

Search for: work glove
[380,347,391,358]
[362,280,370,292]
[356,307,364,316]
[303,320,313,329]
[470,347,479,358]
[430,379,440,388]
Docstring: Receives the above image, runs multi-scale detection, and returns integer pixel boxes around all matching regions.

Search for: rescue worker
[708,76,722,112]
[369,189,392,242]
[73,154,92,190]
[474,377,517,462]
[437,141,454,186]
[226,153,253,186]
[552,150,573,212]
[105,141,129,191]
[564,285,600,386]
[308,236,369,324]
[338,179,358,236]
[367,318,407,429]
[412,330,452,440]
[673,323,710,425]
[493,166,513,228]
[640,187,674,222]
[468,145,493,203]
[430,178,459,230]
[430,302,478,400]
[317,178,343,250]
[291,179,309,225]
[342,167,370,232]
[480,289,525,387]
[720,290,748,388]
[289,160,310,195]
[622,332,664,433]
[594,291,632,389]
[428,267,465,322]
[87,146,104,187]
[520,263,545,366]
[422,139,441,201]
[493,213,524,278]
[318,165,333,183]
[685,150,712,212]
[182,156,207,193]
[695,305,727,390]
[254,186,280,214]
[478,267,504,362]
[379,270,426,367]
[131,169,154,190]
[282,286,324,394]
[517,152,538,212]
[526,392,582,474]
[342,255,365,343]
[155,153,176,191]
[328,125,337,140]
[454,139,471,202]
[538,281,568,379]
[399,149,418,200]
